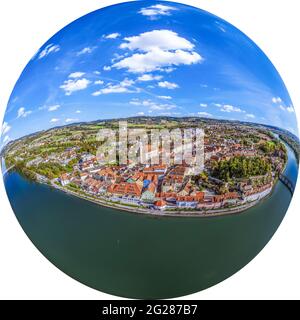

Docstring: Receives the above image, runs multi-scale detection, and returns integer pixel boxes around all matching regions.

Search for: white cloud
[214,103,222,107]
[279,105,286,111]
[92,78,135,96]
[60,78,91,96]
[129,98,176,111]
[75,110,81,114]
[278,104,295,113]
[113,30,202,73]
[139,4,177,19]
[69,72,85,78]
[245,113,255,119]
[50,118,60,123]
[94,80,104,85]
[94,71,101,75]
[17,107,32,118]
[113,49,201,73]
[164,67,176,73]
[105,33,121,39]
[48,104,60,112]
[111,53,128,63]
[76,47,96,56]
[103,66,112,71]
[272,97,282,104]
[137,74,163,82]
[129,99,142,106]
[65,118,78,123]
[157,95,172,100]
[216,21,227,33]
[38,43,60,59]
[158,81,179,89]
[1,122,11,136]
[136,112,145,116]
[120,29,194,52]
[151,103,175,111]
[220,104,243,113]
[200,84,208,88]
[3,135,10,144]
[200,103,208,107]
[286,106,295,113]
[198,112,212,117]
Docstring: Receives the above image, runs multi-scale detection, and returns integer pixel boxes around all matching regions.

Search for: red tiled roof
[148,182,157,193]
[154,200,167,207]
[177,195,203,202]
[213,192,239,202]
[108,182,143,197]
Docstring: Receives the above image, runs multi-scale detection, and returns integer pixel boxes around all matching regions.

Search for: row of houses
[58,147,274,212]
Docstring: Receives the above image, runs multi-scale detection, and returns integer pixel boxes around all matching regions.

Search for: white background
[0,0,299,300]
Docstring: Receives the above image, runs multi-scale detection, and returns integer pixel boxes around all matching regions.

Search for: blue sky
[1,0,298,146]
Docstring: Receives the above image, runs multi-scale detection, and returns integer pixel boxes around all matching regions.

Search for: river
[1,140,298,299]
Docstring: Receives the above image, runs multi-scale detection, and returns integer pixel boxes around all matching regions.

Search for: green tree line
[211,156,272,181]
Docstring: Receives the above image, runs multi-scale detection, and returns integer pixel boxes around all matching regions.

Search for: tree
[211,156,272,181]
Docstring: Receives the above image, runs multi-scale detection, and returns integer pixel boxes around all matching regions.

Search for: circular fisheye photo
[1,1,299,299]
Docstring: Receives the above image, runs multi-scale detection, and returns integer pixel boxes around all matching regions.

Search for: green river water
[2,140,298,298]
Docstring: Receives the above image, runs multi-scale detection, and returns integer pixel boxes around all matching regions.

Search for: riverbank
[47,178,273,218]
[279,134,300,163]
[3,134,294,219]
[2,159,279,219]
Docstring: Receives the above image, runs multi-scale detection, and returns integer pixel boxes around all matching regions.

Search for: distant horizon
[2,115,298,149]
